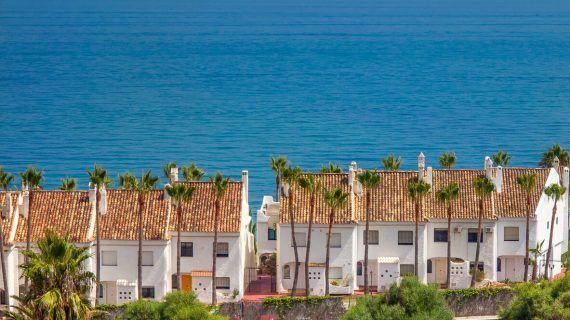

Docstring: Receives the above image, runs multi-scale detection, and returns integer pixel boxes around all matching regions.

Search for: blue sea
[1,0,569,207]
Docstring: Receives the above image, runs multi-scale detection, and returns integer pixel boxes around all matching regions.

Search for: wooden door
[181,275,192,292]
[435,259,446,284]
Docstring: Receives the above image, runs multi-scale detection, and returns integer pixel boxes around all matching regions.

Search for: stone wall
[443,288,515,317]
[219,297,345,320]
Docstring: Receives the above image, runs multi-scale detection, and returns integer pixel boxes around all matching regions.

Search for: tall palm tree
[163,162,177,183]
[516,173,537,282]
[298,173,321,296]
[439,152,456,169]
[0,168,14,306]
[471,177,495,287]
[210,172,230,305]
[270,156,287,201]
[165,183,195,297]
[435,183,459,288]
[407,179,431,277]
[529,240,545,281]
[539,144,569,168]
[122,171,158,299]
[491,151,511,167]
[381,154,402,171]
[59,178,77,191]
[357,170,380,295]
[4,231,96,320]
[323,187,348,295]
[181,163,205,182]
[543,183,566,279]
[86,165,111,304]
[282,165,302,296]
[320,162,342,173]
[20,167,43,292]
[118,172,135,189]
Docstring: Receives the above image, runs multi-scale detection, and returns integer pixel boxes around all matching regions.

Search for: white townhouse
[258,155,569,295]
[0,170,255,307]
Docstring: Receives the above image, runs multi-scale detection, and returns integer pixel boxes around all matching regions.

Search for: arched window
[357,261,363,276]
[427,259,432,273]
[283,265,291,279]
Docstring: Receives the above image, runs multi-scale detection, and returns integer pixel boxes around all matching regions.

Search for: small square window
[398,231,413,245]
[363,230,379,245]
[268,228,277,240]
[400,264,415,276]
[504,227,519,241]
[142,287,155,299]
[434,229,448,242]
[469,262,484,272]
[468,228,483,243]
[216,242,229,257]
[292,232,307,247]
[215,277,230,289]
[329,267,343,279]
[142,251,153,266]
[102,251,117,266]
[329,233,341,248]
[181,242,193,257]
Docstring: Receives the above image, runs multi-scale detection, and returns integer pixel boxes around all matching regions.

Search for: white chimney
[18,191,29,218]
[553,156,560,169]
[2,192,13,219]
[417,152,432,185]
[163,184,171,201]
[563,167,569,190]
[98,186,107,215]
[484,156,503,193]
[348,161,357,186]
[89,182,96,202]
[242,170,249,205]
[485,156,493,179]
[495,166,503,193]
[170,167,179,183]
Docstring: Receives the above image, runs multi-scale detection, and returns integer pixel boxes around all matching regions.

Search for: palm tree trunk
[446,204,452,288]
[176,206,182,293]
[524,195,531,282]
[304,194,315,297]
[212,200,219,305]
[532,254,538,281]
[95,189,101,305]
[414,200,419,277]
[137,194,144,299]
[471,198,483,287]
[275,176,280,202]
[364,191,370,295]
[325,209,334,296]
[544,203,557,279]
[0,217,9,306]
[289,193,300,297]
[24,191,32,292]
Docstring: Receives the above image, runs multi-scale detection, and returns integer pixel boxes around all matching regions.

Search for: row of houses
[0,170,255,306]
[257,155,569,294]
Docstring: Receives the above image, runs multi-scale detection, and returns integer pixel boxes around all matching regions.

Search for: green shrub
[342,277,453,320]
[121,299,161,320]
[161,291,208,319]
[469,268,485,282]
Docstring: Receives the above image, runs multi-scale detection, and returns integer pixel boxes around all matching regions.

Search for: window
[292,232,307,247]
[283,265,291,279]
[0,289,5,305]
[329,233,341,248]
[469,262,484,272]
[98,284,104,298]
[434,229,448,242]
[556,217,558,225]
[181,242,193,257]
[268,228,277,240]
[142,251,153,266]
[142,287,155,299]
[547,221,550,229]
[330,267,343,279]
[102,251,117,266]
[497,258,502,272]
[427,260,432,273]
[504,227,519,241]
[216,242,229,257]
[468,228,483,243]
[357,262,363,276]
[400,264,415,276]
[398,231,413,245]
[215,277,230,289]
[171,274,178,289]
[363,230,379,245]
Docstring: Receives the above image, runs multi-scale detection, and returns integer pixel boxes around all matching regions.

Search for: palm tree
[439,152,456,169]
[59,178,77,191]
[210,172,230,305]
[182,163,205,182]
[165,183,195,297]
[87,165,111,304]
[543,183,566,279]
[491,151,511,167]
[529,240,545,281]
[118,172,135,189]
[320,162,342,173]
[539,144,569,168]
[20,167,43,292]
[516,173,537,282]
[0,167,14,306]
[407,179,431,277]
[122,171,158,299]
[381,154,402,171]
[4,230,97,319]
[298,173,321,296]
[323,187,348,295]
[163,162,177,183]
[282,165,302,296]
[269,156,287,201]
[471,177,495,287]
[435,183,459,288]
[357,170,380,294]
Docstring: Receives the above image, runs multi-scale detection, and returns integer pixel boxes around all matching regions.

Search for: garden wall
[443,287,515,317]
[219,297,345,320]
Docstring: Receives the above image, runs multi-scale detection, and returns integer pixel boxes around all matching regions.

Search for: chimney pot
[170,167,179,183]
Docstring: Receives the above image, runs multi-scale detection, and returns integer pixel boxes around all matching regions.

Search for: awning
[190,271,213,277]
[377,257,400,264]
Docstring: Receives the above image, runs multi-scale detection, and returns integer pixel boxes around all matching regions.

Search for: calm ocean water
[0,0,569,207]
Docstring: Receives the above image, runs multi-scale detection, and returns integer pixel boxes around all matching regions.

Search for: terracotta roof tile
[169,181,243,233]
[0,192,18,245]
[190,271,212,277]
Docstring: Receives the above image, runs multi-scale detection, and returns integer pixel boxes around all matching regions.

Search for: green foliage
[442,287,513,299]
[469,268,485,282]
[122,299,161,320]
[539,144,569,168]
[500,273,570,320]
[120,291,222,320]
[342,277,453,320]
[263,296,332,319]
[320,162,343,173]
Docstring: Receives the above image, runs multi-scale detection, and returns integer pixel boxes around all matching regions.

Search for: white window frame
[216,242,229,257]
